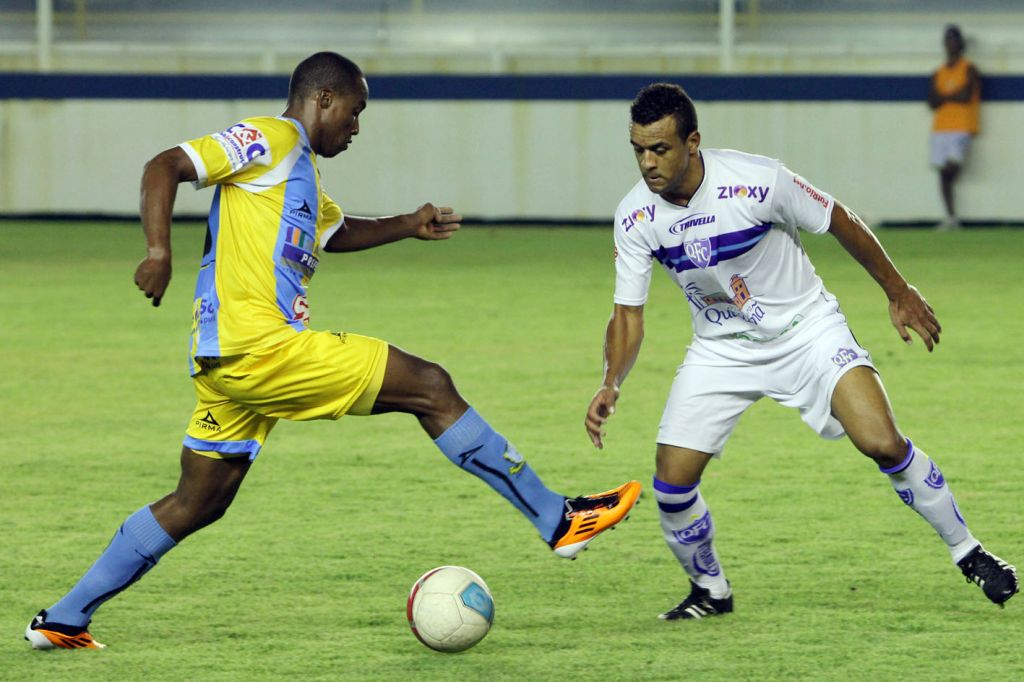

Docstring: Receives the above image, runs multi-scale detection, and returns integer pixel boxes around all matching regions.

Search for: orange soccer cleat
[548,480,642,559]
[25,610,106,650]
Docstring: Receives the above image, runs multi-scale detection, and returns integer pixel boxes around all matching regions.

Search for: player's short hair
[288,52,364,102]
[631,83,698,140]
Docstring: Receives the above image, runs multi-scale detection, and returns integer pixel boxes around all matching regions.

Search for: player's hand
[134,254,172,307]
[411,203,461,241]
[585,385,620,449]
[888,284,941,352]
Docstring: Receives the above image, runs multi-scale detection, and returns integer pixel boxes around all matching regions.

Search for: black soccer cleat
[957,545,1019,607]
[659,580,733,620]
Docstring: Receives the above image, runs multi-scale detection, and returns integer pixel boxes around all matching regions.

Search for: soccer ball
[407,565,494,652]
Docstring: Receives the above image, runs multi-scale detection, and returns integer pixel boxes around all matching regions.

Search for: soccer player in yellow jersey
[26,52,641,650]
[928,24,981,230]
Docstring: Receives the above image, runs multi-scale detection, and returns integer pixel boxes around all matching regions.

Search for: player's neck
[660,152,705,207]
[281,103,319,153]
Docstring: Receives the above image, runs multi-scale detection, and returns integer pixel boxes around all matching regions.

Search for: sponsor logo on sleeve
[792,176,829,208]
[717,184,770,203]
[620,204,656,232]
[212,122,272,172]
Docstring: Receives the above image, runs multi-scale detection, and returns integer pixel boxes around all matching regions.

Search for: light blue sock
[47,505,176,627]
[434,407,565,541]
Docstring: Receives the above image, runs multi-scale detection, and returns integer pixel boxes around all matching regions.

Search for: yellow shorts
[184,330,388,461]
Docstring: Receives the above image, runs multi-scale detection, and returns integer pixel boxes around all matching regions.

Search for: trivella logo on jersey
[717,184,769,203]
[668,212,715,235]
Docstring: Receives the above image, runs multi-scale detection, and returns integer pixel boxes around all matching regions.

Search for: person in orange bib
[928,24,981,230]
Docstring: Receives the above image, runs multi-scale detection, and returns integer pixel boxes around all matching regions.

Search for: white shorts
[930,131,972,168]
[657,315,875,456]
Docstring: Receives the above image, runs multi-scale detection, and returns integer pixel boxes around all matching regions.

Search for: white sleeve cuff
[613,294,648,306]
[178,143,209,189]
[319,219,345,249]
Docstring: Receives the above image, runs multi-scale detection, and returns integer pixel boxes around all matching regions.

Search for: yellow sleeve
[318,192,346,249]
[179,116,297,189]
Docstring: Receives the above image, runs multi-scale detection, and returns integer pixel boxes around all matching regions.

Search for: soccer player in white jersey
[585,83,1017,620]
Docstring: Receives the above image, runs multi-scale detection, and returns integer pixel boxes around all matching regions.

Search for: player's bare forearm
[324,214,416,252]
[325,204,461,252]
[586,304,644,448]
[828,202,941,350]
[827,202,908,300]
[136,147,197,306]
[602,304,645,390]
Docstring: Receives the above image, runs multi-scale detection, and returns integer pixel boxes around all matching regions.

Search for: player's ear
[687,131,701,154]
[317,89,333,109]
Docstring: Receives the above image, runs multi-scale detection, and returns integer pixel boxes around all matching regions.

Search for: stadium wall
[2,74,1023,224]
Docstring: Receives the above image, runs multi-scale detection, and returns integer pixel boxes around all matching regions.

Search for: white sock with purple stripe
[881,439,978,563]
[654,477,730,599]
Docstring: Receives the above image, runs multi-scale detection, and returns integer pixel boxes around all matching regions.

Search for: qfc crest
[684,237,713,268]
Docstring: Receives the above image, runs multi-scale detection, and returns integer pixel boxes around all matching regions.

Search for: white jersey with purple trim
[613,148,838,344]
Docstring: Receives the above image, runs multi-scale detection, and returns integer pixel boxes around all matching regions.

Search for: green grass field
[1,221,1022,681]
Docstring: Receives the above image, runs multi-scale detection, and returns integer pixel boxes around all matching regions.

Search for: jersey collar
[279,116,312,150]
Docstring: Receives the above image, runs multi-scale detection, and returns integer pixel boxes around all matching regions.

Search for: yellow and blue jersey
[179,116,344,376]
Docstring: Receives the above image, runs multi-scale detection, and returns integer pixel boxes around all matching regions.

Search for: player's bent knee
[413,361,462,413]
[854,431,907,468]
[655,444,711,487]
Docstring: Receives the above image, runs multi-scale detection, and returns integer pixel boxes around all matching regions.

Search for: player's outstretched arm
[827,201,941,351]
[586,304,645,449]
[323,203,461,252]
[136,147,197,307]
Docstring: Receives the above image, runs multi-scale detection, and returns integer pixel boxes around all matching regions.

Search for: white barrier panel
[1,99,1021,222]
